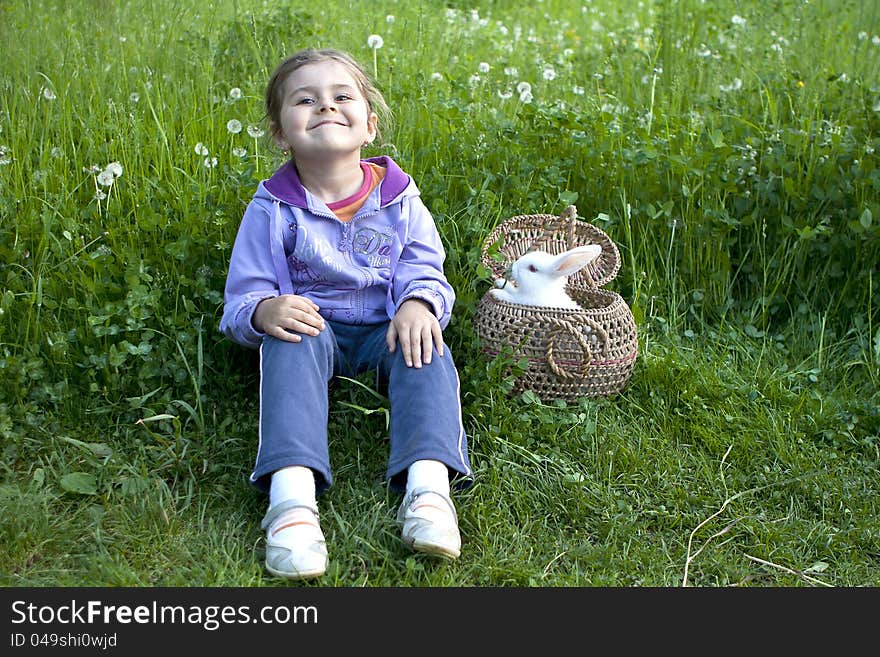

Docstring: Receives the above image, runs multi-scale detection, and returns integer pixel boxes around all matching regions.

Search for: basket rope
[517,314,610,380]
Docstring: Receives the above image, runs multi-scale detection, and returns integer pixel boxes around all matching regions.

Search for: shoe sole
[265,559,327,580]
[410,538,461,560]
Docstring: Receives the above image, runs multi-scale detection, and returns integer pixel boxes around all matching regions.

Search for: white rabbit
[491,244,602,309]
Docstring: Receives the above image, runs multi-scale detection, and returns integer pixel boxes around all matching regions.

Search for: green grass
[1,0,878,587]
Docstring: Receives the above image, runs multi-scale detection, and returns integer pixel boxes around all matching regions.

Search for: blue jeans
[251,320,472,493]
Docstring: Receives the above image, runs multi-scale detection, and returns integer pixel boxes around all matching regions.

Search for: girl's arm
[219,203,281,349]
[390,196,456,330]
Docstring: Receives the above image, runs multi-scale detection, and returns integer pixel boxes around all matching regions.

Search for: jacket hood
[261,155,413,207]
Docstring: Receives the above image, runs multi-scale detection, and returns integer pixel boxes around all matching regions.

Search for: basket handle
[526,205,579,254]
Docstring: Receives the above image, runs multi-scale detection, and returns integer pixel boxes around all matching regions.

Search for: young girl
[220,48,472,579]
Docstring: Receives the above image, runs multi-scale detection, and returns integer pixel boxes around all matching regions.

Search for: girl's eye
[335,94,353,101]
[296,97,315,105]
[528,265,538,272]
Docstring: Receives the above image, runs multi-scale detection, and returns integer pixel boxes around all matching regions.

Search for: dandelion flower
[194,142,209,156]
[229,87,242,100]
[367,34,384,49]
[247,125,265,139]
[42,87,56,101]
[227,119,242,134]
[106,161,123,178]
[97,170,115,186]
[478,62,490,73]
[203,156,218,169]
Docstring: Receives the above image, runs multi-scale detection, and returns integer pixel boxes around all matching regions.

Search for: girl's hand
[252,294,325,342]
[386,299,444,368]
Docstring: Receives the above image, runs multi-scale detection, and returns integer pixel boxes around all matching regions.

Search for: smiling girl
[219,48,472,579]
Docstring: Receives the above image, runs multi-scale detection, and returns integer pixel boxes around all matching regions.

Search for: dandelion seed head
[203,156,218,169]
[367,34,384,49]
[573,85,585,95]
[719,78,743,93]
[731,14,746,26]
[97,170,115,187]
[94,190,107,201]
[227,119,243,134]
[42,87,56,101]
[504,66,519,77]
[247,125,265,139]
[194,142,209,156]
[106,161,123,178]
[229,87,242,100]
[129,92,140,103]
[478,62,491,73]
[386,14,395,23]
[51,147,62,158]
[516,81,532,94]
[542,67,556,81]
[431,72,443,81]
[497,90,513,100]
[519,90,533,103]
[233,147,247,158]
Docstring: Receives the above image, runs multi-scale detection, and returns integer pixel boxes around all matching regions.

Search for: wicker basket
[474,205,638,402]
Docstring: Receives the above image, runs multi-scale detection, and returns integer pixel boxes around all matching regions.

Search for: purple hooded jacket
[220,156,455,349]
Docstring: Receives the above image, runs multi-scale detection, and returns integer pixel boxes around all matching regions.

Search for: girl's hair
[265,48,391,141]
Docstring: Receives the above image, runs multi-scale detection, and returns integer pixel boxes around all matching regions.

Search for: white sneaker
[397,488,461,559]
[261,501,328,579]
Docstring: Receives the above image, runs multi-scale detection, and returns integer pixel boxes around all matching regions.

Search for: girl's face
[273,60,378,162]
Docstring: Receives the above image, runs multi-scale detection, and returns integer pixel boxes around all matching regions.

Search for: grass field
[1,0,879,587]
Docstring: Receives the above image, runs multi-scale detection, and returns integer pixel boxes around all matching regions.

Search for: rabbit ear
[552,244,602,276]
